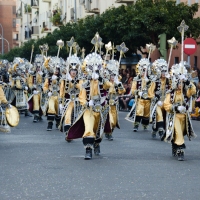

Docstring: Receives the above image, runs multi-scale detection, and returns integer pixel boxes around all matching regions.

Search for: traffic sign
[184,38,197,55]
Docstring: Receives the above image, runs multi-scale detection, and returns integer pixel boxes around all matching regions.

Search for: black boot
[47,121,53,131]
[176,148,185,161]
[108,134,113,141]
[151,131,157,139]
[25,110,33,117]
[94,143,100,155]
[83,138,95,160]
[33,115,39,123]
[143,124,148,130]
[55,116,61,130]
[171,141,176,157]
[85,148,92,160]
[56,123,59,130]
[133,123,139,132]
[158,128,165,141]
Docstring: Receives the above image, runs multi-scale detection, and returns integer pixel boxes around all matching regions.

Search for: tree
[1,0,200,61]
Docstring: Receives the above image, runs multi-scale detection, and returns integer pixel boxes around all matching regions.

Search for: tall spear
[91,32,103,53]
[39,45,44,55]
[30,44,34,63]
[66,37,75,57]
[177,20,189,105]
[56,39,64,58]
[145,43,156,78]
[43,43,49,57]
[146,43,156,61]
[72,42,80,56]
[104,41,112,64]
[116,42,129,65]
[177,20,189,66]
[167,37,178,73]
[81,47,85,59]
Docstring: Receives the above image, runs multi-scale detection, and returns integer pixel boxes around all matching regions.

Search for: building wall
[14,0,200,69]
[0,0,18,54]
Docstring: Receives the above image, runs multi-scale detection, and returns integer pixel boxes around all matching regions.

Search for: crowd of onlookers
[119,68,136,111]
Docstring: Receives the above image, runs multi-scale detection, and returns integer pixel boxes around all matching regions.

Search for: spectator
[25,26,30,38]
[124,73,133,84]
[121,69,127,83]
[119,83,132,111]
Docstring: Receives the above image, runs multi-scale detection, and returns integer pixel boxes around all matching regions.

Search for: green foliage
[24,4,31,13]
[50,13,62,26]
[1,0,200,61]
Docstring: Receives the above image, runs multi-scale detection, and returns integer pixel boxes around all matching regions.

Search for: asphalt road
[0,111,200,200]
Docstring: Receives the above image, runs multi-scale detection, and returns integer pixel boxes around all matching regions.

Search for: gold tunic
[78,79,112,138]
[131,78,155,117]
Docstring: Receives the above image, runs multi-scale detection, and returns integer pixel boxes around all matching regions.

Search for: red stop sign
[184,38,197,55]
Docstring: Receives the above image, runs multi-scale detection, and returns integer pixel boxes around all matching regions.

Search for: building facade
[14,0,200,69]
[0,0,18,54]
[15,0,132,46]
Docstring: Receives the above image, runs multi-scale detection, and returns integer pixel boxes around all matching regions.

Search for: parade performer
[43,56,64,131]
[28,54,44,122]
[103,42,126,141]
[10,58,32,117]
[59,38,82,141]
[150,59,170,140]
[67,33,112,159]
[126,57,155,131]
[163,63,196,161]
[0,80,19,132]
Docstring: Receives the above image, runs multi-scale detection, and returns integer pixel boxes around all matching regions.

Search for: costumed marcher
[0,60,16,104]
[67,33,113,160]
[10,58,32,117]
[150,59,170,140]
[28,54,44,122]
[126,54,156,131]
[103,42,126,141]
[0,80,19,133]
[163,63,196,161]
[59,38,82,142]
[43,56,63,131]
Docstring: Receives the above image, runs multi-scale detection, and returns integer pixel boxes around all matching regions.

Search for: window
[13,6,16,14]
[175,57,179,64]
[13,19,16,28]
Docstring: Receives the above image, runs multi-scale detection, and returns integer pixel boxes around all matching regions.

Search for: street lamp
[0,34,10,52]
[19,0,29,39]
[0,23,4,55]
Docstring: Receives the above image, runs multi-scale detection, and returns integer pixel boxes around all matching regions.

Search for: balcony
[44,28,51,33]
[31,25,39,35]
[85,8,100,14]
[115,0,134,4]
[16,13,22,19]
[85,0,100,14]
[42,21,52,33]
[31,0,39,9]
